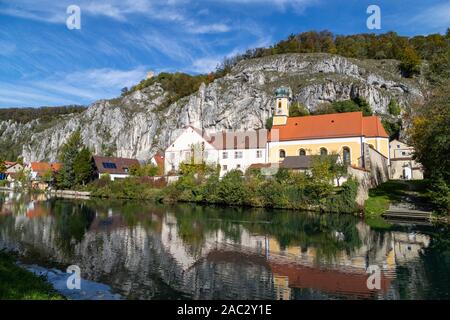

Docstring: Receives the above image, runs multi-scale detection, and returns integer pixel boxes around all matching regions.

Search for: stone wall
[350,143,389,206]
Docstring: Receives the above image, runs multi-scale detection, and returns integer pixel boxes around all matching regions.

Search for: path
[382,181,433,222]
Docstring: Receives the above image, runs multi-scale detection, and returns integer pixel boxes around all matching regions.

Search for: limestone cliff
[12,53,424,162]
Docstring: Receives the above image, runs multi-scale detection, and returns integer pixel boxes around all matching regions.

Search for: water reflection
[0,191,448,300]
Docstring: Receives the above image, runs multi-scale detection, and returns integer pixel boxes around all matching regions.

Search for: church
[164,86,389,176]
[268,86,389,167]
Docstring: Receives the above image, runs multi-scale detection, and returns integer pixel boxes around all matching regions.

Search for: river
[0,191,449,300]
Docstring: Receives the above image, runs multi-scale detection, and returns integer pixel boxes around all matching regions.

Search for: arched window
[343,147,351,165]
[320,147,328,156]
[279,149,286,158]
[299,148,306,156]
[278,101,282,108]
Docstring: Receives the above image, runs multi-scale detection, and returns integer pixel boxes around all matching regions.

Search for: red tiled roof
[30,162,62,173]
[269,112,388,141]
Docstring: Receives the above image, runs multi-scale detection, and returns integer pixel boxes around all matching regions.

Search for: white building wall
[164,127,219,175]
[218,148,266,176]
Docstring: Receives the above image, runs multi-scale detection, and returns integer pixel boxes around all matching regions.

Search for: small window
[102,162,117,169]
[278,101,282,109]
[402,151,406,156]
[123,167,129,173]
[320,148,328,156]
[222,151,228,159]
[235,151,243,159]
[222,165,227,171]
[397,145,400,148]
[236,164,241,169]
[343,147,351,165]
[279,149,286,158]
[256,150,263,158]
[299,149,306,156]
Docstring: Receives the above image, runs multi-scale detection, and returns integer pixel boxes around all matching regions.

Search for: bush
[217,170,248,206]
[324,179,359,213]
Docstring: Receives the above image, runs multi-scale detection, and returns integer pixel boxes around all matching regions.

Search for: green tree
[265,116,273,130]
[289,102,310,117]
[14,168,30,189]
[218,170,247,205]
[387,99,401,116]
[57,130,84,189]
[332,100,359,113]
[354,97,373,116]
[408,85,450,213]
[73,147,93,185]
[41,169,53,183]
[0,159,6,173]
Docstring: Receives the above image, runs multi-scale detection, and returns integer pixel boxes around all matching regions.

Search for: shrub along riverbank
[0,251,64,300]
[85,156,360,214]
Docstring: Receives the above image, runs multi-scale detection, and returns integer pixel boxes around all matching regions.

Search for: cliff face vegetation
[0,30,448,163]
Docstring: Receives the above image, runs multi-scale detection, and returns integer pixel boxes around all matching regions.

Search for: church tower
[272,86,290,126]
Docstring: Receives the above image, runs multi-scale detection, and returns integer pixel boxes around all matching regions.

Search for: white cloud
[0,67,148,107]
[187,23,231,34]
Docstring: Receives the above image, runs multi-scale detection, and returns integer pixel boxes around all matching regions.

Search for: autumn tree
[408,85,450,213]
[399,46,421,77]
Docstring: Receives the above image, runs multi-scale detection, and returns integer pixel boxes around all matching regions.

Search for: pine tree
[73,147,93,185]
[57,130,84,189]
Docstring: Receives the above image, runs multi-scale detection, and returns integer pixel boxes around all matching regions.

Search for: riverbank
[80,168,360,214]
[363,180,445,220]
[0,251,64,300]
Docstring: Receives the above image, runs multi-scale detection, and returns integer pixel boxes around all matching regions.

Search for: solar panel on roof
[102,162,117,169]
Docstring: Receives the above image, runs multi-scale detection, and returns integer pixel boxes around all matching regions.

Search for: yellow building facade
[268,88,389,167]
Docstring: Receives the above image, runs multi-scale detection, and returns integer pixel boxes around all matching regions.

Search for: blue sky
[0,0,449,108]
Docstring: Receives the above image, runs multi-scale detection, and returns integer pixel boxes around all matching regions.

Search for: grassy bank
[0,251,64,300]
[364,180,431,218]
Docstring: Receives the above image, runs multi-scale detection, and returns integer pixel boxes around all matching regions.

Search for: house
[28,162,62,180]
[389,139,424,180]
[268,86,389,168]
[92,155,140,181]
[164,126,267,177]
[27,162,62,189]
[150,153,165,175]
[5,161,24,182]
[209,130,267,176]
[164,126,218,175]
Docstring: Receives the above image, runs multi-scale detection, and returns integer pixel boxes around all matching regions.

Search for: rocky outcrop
[18,53,424,162]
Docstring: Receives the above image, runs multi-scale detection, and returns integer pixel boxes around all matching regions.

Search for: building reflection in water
[0,192,441,300]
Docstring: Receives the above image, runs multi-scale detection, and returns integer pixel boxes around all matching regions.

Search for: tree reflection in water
[0,191,448,300]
